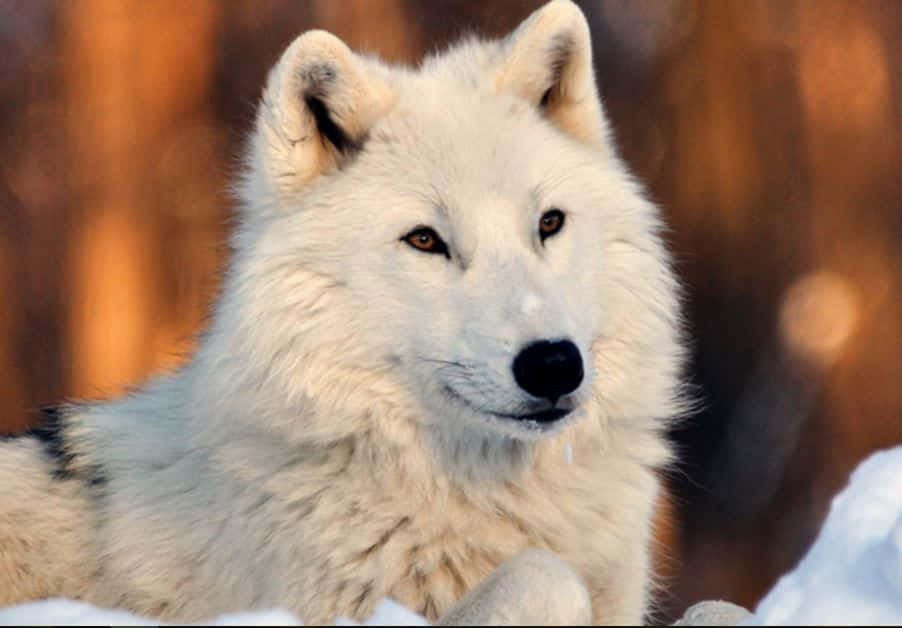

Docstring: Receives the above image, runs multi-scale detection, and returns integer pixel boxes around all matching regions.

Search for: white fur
[0,1,684,624]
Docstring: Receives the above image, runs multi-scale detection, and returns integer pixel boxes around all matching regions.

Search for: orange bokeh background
[1,1,900,620]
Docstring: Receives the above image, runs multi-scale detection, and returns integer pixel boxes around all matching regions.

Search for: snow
[1,446,900,626]
[743,446,902,625]
[0,598,427,626]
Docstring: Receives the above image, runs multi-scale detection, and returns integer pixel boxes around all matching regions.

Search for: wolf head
[208,0,682,472]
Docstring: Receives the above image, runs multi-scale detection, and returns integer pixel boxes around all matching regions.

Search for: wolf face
[225,0,681,461]
[309,87,619,439]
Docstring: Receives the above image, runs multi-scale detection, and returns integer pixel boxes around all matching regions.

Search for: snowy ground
[741,445,902,625]
[0,598,428,626]
[1,446,900,626]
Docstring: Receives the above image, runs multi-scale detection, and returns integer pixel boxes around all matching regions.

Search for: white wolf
[0,1,684,624]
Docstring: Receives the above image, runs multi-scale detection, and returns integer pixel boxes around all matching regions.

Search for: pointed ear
[252,30,395,197]
[494,0,608,146]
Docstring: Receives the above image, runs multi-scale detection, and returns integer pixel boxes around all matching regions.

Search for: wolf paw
[436,549,591,626]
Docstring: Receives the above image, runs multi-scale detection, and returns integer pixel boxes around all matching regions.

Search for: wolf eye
[539,209,565,241]
[402,226,449,257]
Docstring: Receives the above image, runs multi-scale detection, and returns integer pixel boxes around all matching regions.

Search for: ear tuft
[495,0,608,146]
[253,30,394,197]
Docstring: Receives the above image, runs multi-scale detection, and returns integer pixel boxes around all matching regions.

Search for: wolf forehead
[364,95,585,190]
[300,58,593,176]
[309,78,611,225]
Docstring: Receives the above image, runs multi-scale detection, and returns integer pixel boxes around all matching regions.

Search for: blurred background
[0,0,900,620]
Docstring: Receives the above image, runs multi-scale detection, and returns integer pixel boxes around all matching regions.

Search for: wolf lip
[442,385,573,425]
[507,408,572,423]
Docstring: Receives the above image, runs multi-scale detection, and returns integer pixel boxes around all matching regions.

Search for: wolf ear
[252,30,394,196]
[494,0,608,146]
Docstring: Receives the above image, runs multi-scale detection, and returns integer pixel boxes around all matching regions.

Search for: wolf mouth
[494,408,571,423]
[441,385,573,426]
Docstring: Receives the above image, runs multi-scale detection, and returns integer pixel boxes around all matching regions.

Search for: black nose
[512,340,584,404]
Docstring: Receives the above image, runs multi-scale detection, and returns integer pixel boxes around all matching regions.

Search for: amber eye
[539,209,565,241]
[402,226,449,257]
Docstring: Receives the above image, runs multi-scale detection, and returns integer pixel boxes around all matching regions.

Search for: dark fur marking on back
[29,406,76,480]
[87,468,108,487]
[0,430,29,441]
[4,405,108,487]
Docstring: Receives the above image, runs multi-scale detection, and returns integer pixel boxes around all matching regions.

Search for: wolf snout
[512,339,584,404]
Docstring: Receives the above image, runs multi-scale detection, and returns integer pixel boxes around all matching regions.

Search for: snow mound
[0,597,427,626]
[744,446,902,625]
